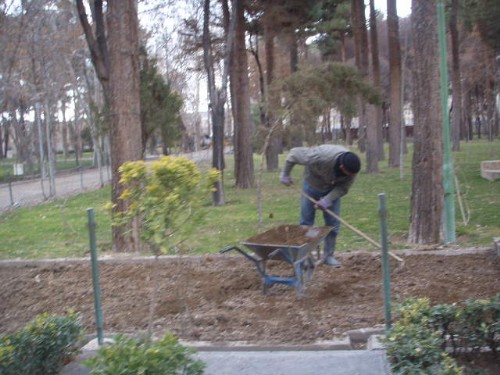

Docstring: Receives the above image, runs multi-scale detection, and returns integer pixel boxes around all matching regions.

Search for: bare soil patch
[1,248,498,349]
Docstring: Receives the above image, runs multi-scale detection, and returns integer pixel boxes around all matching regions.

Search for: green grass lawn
[0,140,498,260]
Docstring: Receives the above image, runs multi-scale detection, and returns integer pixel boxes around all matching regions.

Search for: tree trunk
[351,0,361,72]
[409,0,444,244]
[387,0,402,167]
[248,33,266,127]
[352,0,369,154]
[232,0,254,188]
[77,0,142,252]
[366,0,382,173]
[263,0,281,172]
[464,92,472,141]
[449,0,462,151]
[202,0,236,206]
[33,104,46,197]
[0,119,3,159]
[289,31,303,148]
[483,46,496,141]
[211,96,225,204]
[107,0,143,251]
[13,105,30,166]
[61,99,69,159]
[76,0,110,95]
[43,100,56,197]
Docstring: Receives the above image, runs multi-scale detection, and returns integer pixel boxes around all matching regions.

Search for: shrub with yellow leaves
[114,156,220,255]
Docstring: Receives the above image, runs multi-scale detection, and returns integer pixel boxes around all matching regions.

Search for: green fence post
[438,0,456,243]
[7,171,14,206]
[87,208,104,345]
[378,193,391,332]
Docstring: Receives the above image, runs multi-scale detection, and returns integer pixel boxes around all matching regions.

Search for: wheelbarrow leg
[303,255,316,282]
[221,246,275,294]
[220,245,266,277]
[293,261,304,297]
[293,255,317,297]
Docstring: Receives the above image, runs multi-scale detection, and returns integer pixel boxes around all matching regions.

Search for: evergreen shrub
[0,312,83,375]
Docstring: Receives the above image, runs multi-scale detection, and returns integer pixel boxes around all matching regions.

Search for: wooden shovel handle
[301,192,404,263]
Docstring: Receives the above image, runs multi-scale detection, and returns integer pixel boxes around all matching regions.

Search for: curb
[61,330,389,375]
[77,326,386,352]
[0,246,494,266]
[183,337,353,352]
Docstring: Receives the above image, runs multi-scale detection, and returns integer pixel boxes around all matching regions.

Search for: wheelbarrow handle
[220,245,238,254]
[220,245,258,262]
[220,245,267,276]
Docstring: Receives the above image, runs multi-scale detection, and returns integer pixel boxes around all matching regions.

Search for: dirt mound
[1,249,498,345]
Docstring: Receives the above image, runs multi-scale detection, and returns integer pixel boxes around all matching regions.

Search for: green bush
[384,296,500,374]
[455,298,500,353]
[84,333,205,375]
[0,312,84,375]
[384,298,462,374]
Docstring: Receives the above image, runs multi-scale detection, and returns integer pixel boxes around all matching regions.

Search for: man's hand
[280,175,293,186]
[315,197,330,211]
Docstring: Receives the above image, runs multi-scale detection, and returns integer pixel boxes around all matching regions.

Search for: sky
[373,0,412,18]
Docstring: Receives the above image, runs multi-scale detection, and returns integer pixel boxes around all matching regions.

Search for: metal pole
[79,165,84,190]
[35,102,47,200]
[87,208,104,345]
[7,171,14,206]
[378,193,391,332]
[438,0,456,243]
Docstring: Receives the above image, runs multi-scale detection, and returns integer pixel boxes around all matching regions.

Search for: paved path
[62,349,392,375]
[0,150,214,213]
[195,350,392,375]
[0,168,110,213]
[61,337,392,375]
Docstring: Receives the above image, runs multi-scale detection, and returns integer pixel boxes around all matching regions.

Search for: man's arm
[323,176,355,204]
[280,147,310,185]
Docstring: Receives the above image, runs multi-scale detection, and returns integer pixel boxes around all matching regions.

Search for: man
[280,144,361,267]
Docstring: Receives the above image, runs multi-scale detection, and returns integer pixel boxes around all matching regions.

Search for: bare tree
[409,0,444,244]
[202,0,237,205]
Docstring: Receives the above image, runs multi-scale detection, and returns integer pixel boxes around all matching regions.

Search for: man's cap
[340,152,361,174]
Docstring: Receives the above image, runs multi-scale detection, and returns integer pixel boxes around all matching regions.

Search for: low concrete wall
[480,160,500,181]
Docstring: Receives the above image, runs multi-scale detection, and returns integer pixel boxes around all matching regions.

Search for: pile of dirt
[1,248,498,347]
[244,225,332,247]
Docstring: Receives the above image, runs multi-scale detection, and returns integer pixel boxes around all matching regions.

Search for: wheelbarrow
[220,225,333,296]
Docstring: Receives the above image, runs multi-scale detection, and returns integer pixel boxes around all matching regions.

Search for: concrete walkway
[0,167,110,212]
[0,150,214,213]
[61,337,392,375]
[196,350,391,375]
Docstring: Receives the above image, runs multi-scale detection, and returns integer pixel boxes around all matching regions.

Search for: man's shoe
[323,256,342,267]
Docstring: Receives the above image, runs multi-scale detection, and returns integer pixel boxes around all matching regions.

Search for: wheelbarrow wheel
[263,281,269,295]
[293,256,315,297]
[312,244,322,262]
[303,256,316,282]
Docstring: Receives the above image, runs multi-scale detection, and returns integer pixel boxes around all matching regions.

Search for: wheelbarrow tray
[241,225,333,262]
